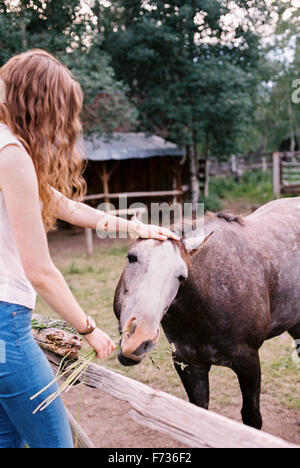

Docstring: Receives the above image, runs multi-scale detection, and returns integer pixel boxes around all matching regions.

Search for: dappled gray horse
[114,197,300,429]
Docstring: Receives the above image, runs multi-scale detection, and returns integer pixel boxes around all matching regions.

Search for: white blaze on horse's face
[117,239,189,365]
[116,234,213,366]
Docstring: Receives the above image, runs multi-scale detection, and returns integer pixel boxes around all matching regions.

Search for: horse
[113,197,300,429]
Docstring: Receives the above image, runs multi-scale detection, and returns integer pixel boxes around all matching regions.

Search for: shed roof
[84,132,184,161]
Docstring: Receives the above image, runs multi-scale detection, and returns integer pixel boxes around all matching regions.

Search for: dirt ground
[64,385,300,448]
[47,228,300,448]
[65,386,187,448]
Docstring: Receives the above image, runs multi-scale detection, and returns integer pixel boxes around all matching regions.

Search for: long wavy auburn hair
[0,49,86,231]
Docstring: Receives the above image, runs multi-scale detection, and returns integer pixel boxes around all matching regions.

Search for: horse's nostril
[133,339,156,356]
[144,340,154,351]
[117,351,141,367]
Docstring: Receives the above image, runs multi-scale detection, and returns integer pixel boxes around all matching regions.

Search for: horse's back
[246,197,300,336]
[246,197,300,227]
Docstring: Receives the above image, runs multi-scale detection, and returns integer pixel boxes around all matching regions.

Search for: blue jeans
[0,302,73,448]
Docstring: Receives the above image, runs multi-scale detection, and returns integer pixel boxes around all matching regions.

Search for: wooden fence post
[204,159,210,198]
[85,228,94,256]
[262,156,267,173]
[231,155,237,173]
[65,407,95,449]
[273,152,281,198]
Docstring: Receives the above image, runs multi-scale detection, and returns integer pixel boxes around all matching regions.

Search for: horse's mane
[214,211,245,226]
[172,211,245,239]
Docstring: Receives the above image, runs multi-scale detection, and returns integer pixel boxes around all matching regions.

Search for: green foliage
[206,170,274,211]
[253,59,300,152]
[248,2,300,153]
[62,45,138,135]
[0,0,137,135]
[199,193,223,213]
[102,1,272,156]
[0,0,85,61]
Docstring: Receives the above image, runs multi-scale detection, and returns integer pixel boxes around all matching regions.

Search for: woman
[0,49,177,448]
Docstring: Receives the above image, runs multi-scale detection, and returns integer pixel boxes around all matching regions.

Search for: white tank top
[0,123,37,309]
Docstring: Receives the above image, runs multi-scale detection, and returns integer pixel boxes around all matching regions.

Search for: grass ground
[37,231,300,443]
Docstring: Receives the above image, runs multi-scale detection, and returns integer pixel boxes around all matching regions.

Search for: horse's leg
[232,348,262,430]
[174,361,211,409]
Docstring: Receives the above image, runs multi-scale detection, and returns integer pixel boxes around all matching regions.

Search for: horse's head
[114,233,213,366]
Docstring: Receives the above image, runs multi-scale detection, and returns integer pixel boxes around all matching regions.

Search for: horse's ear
[183,231,214,255]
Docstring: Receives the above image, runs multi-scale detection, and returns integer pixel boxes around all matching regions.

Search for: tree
[251,1,300,152]
[0,0,137,135]
[101,0,273,203]
[62,42,138,135]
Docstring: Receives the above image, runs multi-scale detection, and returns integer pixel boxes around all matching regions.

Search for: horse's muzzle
[117,350,141,367]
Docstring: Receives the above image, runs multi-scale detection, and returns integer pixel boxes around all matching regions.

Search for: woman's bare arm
[0,145,116,359]
[51,188,179,241]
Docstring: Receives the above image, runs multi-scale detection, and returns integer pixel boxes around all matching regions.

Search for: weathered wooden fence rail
[207,153,273,177]
[200,151,300,198]
[273,151,300,197]
[44,351,298,449]
[32,316,298,449]
[198,153,273,197]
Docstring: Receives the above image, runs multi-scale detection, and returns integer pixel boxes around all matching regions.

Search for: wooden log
[31,314,82,359]
[43,350,298,449]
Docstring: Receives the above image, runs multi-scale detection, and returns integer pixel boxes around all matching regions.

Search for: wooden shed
[83,132,187,208]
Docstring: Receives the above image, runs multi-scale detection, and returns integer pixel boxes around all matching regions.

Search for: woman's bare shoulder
[0,144,33,170]
[0,144,37,190]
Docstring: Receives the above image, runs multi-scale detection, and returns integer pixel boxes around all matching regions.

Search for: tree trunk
[187,145,199,208]
[203,132,210,198]
[20,18,28,50]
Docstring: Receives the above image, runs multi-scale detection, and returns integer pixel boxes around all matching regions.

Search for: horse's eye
[178,275,187,283]
[127,254,138,264]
